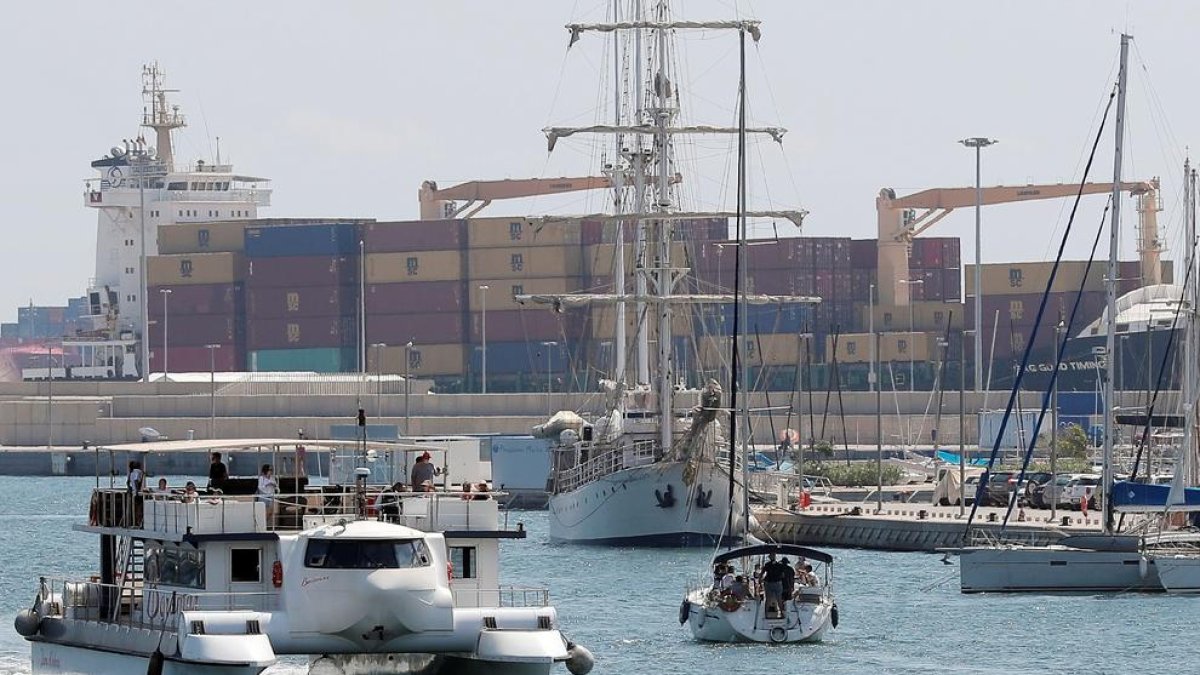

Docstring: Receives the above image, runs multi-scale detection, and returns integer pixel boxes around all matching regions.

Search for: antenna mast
[141,63,185,170]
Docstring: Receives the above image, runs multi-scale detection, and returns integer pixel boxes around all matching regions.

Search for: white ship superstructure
[78,64,270,376]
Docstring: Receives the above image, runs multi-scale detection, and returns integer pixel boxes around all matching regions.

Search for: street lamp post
[897,278,923,393]
[478,285,489,393]
[371,343,387,420]
[541,341,557,416]
[1051,320,1063,522]
[869,283,876,393]
[959,136,998,391]
[47,342,54,450]
[404,341,413,435]
[205,344,221,438]
[159,289,172,380]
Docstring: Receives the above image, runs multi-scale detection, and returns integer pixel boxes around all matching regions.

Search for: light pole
[205,344,220,438]
[371,343,387,420]
[403,341,413,435]
[898,278,923,393]
[541,341,557,416]
[868,282,876,393]
[47,342,54,450]
[960,136,997,392]
[478,284,489,393]
[159,289,172,380]
[1051,319,1063,522]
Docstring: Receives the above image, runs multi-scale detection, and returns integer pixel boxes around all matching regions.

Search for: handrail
[450,585,550,608]
[36,577,277,632]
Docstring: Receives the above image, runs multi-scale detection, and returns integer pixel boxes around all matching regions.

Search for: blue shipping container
[250,347,356,373]
[469,341,572,375]
[244,223,361,259]
[694,303,813,335]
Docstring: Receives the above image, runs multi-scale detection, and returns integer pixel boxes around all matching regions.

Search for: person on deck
[256,464,278,523]
[780,557,796,601]
[207,452,228,492]
[762,553,786,618]
[377,481,405,522]
[410,452,437,490]
[473,482,491,500]
[730,575,750,601]
[154,477,169,494]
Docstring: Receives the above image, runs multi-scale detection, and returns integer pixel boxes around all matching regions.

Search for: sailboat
[518,2,813,546]
[958,35,1200,593]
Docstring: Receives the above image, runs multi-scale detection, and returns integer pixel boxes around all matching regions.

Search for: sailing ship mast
[1102,33,1130,535]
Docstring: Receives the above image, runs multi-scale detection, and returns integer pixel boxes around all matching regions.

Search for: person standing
[762,553,786,618]
[410,451,436,490]
[256,464,278,525]
[207,452,228,492]
[780,556,796,602]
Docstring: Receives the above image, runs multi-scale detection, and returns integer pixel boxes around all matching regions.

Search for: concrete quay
[754,503,1104,552]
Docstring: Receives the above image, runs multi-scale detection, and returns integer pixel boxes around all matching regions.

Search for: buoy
[1139,556,1150,579]
[769,626,788,643]
[13,609,40,637]
[565,641,595,675]
[678,600,690,625]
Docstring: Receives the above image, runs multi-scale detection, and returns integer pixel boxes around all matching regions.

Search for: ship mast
[141,63,185,171]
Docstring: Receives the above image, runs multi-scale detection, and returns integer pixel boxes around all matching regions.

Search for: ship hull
[989,326,1179,393]
[548,460,742,546]
[958,546,1161,593]
[30,640,266,675]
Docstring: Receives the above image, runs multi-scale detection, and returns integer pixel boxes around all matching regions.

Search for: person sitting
[713,563,727,587]
[460,483,473,500]
[182,481,199,503]
[419,479,436,494]
[377,482,405,522]
[473,482,491,500]
[154,477,170,494]
[799,563,819,587]
[730,575,750,601]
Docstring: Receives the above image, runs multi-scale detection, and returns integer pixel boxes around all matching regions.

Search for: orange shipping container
[467,217,582,249]
[467,246,582,280]
[470,277,583,312]
[366,251,463,284]
[965,261,1105,297]
[367,343,465,375]
[147,252,243,286]
[864,302,965,332]
[700,333,802,368]
[588,304,693,339]
[823,333,872,364]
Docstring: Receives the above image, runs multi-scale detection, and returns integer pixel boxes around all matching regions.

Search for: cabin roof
[97,438,448,454]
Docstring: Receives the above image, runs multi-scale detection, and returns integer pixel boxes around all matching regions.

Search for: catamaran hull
[959,547,1162,593]
[30,641,267,675]
[548,461,742,546]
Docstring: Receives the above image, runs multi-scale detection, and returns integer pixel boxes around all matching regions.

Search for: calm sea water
[1,476,1197,674]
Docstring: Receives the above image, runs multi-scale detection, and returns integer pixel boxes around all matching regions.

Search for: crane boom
[877,179,1162,306]
[418,174,682,219]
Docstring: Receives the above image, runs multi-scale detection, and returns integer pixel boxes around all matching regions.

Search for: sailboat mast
[634,0,651,385]
[612,0,627,385]
[1102,33,1130,535]
[737,26,751,535]
[654,0,676,452]
[1184,158,1197,493]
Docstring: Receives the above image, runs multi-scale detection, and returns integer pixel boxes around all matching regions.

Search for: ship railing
[37,577,277,633]
[89,487,515,536]
[451,585,550,608]
[157,189,271,204]
[556,441,661,493]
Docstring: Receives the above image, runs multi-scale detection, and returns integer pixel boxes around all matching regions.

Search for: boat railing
[451,585,550,608]
[37,577,277,633]
[89,487,515,536]
[556,438,738,494]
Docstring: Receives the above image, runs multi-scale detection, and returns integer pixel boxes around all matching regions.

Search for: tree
[1055,423,1089,460]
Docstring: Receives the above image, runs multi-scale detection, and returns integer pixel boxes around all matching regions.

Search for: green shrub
[804,461,904,487]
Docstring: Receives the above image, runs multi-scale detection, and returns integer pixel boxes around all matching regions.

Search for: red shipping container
[364,281,465,314]
[367,312,465,345]
[850,239,877,269]
[161,314,242,347]
[247,316,356,350]
[920,269,944,301]
[149,283,242,317]
[149,343,242,373]
[468,309,585,342]
[361,219,466,253]
[246,285,356,318]
[795,239,815,268]
[751,269,796,294]
[246,256,359,288]
[943,239,961,270]
[944,267,962,301]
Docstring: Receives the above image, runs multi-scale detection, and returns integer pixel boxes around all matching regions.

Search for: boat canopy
[1111,480,1200,513]
[712,544,832,565]
[97,438,444,454]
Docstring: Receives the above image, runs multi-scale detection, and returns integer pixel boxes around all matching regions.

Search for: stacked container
[244,223,361,373]
[147,252,246,372]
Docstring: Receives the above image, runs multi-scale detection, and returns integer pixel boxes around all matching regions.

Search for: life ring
[718,596,741,613]
[769,626,788,643]
[678,600,690,625]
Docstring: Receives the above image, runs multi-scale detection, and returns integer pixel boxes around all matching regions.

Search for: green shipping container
[250,347,357,373]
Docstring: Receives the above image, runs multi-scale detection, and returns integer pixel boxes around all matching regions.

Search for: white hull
[30,641,266,675]
[683,591,832,643]
[549,460,742,545]
[1151,555,1200,594]
[959,546,1161,593]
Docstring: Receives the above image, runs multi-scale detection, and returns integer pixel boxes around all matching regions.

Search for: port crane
[877,180,1162,305]
[419,174,681,220]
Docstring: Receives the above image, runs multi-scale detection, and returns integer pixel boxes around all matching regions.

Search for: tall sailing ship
[519,3,812,545]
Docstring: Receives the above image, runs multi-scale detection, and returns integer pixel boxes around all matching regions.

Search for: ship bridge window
[146,544,206,589]
[230,548,262,583]
[304,538,431,570]
[168,182,186,191]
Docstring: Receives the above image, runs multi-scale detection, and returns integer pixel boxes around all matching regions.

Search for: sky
[2,0,1198,322]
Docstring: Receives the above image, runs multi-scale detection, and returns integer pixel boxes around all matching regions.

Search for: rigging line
[831,326,852,467]
[818,329,837,443]
[966,84,1117,532]
[751,41,803,209]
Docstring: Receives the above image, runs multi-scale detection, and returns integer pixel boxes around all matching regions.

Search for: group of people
[713,553,820,616]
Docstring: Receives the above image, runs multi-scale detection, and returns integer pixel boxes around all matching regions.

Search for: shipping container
[468,246,582,279]
[965,261,1106,297]
[966,291,1107,330]
[587,304,694,339]
[468,341,572,375]
[469,277,583,312]
[367,343,466,375]
[362,219,467,253]
[157,313,242,347]
[468,309,584,343]
[944,267,963,301]
[246,316,356,350]
[246,255,359,288]
[249,347,356,373]
[863,302,965,332]
[149,284,243,317]
[365,281,465,314]
[581,219,606,246]
[681,217,729,242]
[366,251,463,284]
[367,312,465,345]
[244,223,360,258]
[699,333,804,368]
[821,333,871,364]
[467,217,581,249]
[149,343,242,373]
[879,332,932,362]
[850,269,875,302]
[147,252,243,286]
[589,242,690,278]
[246,285,356,318]
[159,220,253,255]
[694,303,814,336]
[850,239,877,269]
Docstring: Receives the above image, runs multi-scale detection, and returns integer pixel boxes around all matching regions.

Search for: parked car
[982,471,1018,507]
[1020,472,1054,506]
[1060,474,1102,510]
[1032,473,1078,509]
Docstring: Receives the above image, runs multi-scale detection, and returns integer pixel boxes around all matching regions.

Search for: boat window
[449,546,477,579]
[167,182,186,190]
[230,548,261,583]
[304,538,431,570]
[149,544,206,589]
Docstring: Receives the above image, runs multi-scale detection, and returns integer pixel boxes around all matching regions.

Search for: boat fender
[769,626,788,643]
[13,609,40,637]
[655,484,676,508]
[831,603,839,629]
[146,647,164,675]
[1139,556,1149,580]
[678,600,690,625]
[565,641,595,675]
[272,560,283,588]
